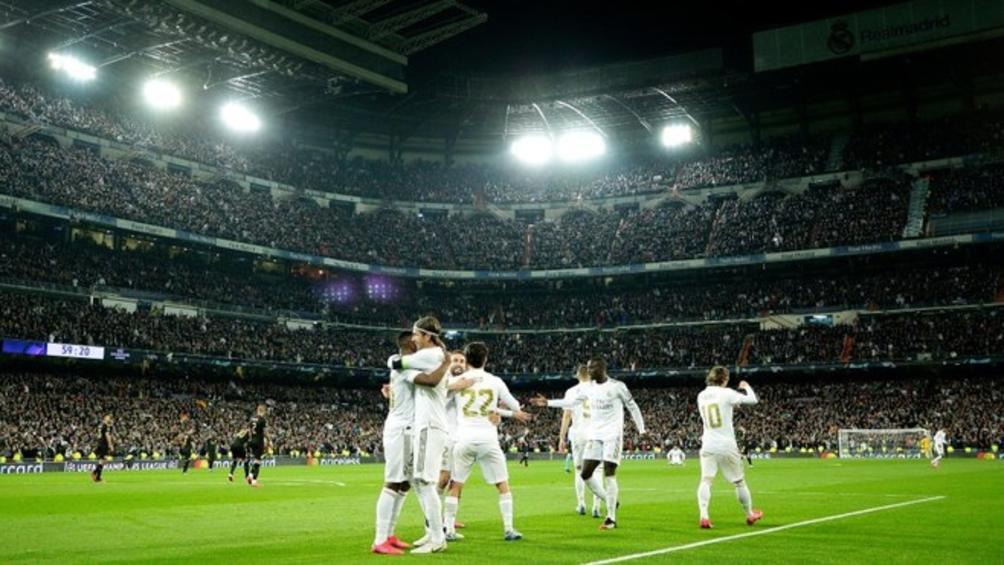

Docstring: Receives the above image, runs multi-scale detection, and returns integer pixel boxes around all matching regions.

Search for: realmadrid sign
[827,21,854,55]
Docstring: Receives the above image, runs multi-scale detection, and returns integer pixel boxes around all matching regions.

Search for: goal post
[838,428,931,459]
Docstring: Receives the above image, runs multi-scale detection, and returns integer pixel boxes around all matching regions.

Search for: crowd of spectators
[0,136,931,271]
[3,372,1000,460]
[927,162,1004,215]
[1,234,996,328]
[6,75,1002,207]
[2,289,1001,371]
[673,136,829,190]
[842,115,1004,170]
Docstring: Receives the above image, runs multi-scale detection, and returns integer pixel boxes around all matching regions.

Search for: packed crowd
[4,75,1002,206]
[672,136,829,190]
[2,288,1001,370]
[927,162,1004,214]
[842,115,1004,170]
[0,372,385,459]
[2,234,996,328]
[0,137,927,271]
[3,372,1000,460]
[0,76,820,203]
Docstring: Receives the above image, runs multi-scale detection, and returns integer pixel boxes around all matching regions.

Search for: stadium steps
[737,336,753,367]
[840,335,855,363]
[902,177,931,238]
[12,123,42,139]
[523,227,534,266]
[826,133,850,171]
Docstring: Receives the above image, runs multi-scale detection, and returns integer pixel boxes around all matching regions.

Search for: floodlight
[510,135,553,165]
[556,131,605,163]
[143,79,182,110]
[48,53,96,81]
[661,124,693,147]
[220,102,261,133]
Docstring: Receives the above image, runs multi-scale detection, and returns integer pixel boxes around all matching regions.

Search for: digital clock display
[46,342,105,360]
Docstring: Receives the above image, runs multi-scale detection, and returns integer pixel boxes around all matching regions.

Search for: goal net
[837,428,930,459]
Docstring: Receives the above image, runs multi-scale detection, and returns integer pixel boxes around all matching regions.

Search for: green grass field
[1,458,1001,563]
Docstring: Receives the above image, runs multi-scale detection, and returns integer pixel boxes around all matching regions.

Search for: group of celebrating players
[370,315,764,555]
[83,312,954,557]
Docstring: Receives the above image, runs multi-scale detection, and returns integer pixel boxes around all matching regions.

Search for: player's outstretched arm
[532,392,583,409]
[495,382,531,422]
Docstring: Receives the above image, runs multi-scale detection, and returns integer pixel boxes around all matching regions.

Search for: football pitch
[1,458,1000,563]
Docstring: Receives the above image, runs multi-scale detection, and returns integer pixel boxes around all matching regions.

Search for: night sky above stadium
[408,0,900,76]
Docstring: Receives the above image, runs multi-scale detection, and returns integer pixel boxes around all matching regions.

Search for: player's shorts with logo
[451,440,509,485]
[570,432,588,469]
[441,437,456,474]
[383,426,413,483]
[584,436,623,465]
[412,427,448,483]
[699,449,744,482]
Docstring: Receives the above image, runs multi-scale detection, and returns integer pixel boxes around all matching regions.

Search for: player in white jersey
[534,357,646,530]
[372,331,448,555]
[387,316,464,554]
[557,365,602,517]
[696,365,763,529]
[437,351,469,532]
[443,342,531,542]
[931,428,948,468]
[667,446,686,466]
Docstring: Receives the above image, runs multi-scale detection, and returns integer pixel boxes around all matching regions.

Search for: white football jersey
[401,347,449,431]
[668,447,686,463]
[697,385,758,455]
[551,378,645,441]
[384,357,416,434]
[564,381,593,440]
[455,368,521,443]
[934,430,947,448]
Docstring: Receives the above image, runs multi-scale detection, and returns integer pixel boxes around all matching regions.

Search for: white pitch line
[583,495,946,565]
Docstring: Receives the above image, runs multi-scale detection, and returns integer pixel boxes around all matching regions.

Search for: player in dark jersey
[179,430,195,473]
[519,437,531,467]
[91,414,114,483]
[204,436,218,472]
[247,404,268,487]
[737,426,754,466]
[227,429,250,483]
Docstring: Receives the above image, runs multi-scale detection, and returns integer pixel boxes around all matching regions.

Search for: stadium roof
[3,0,1003,148]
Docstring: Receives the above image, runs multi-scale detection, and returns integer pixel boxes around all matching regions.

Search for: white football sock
[374,488,396,545]
[499,492,514,531]
[443,496,459,535]
[389,490,407,537]
[574,473,586,507]
[736,482,753,516]
[584,474,607,501]
[697,480,711,520]
[417,483,445,543]
[605,477,619,522]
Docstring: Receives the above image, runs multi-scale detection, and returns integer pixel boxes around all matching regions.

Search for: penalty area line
[583,495,946,565]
